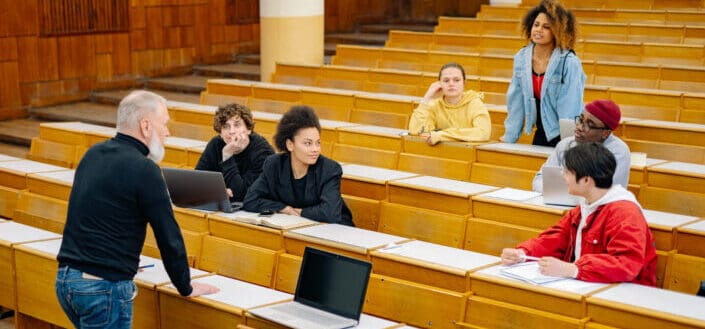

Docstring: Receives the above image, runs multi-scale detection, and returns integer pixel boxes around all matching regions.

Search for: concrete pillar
[259,0,324,82]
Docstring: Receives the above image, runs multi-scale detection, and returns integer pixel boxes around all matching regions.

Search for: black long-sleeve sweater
[57,133,193,296]
[195,132,274,201]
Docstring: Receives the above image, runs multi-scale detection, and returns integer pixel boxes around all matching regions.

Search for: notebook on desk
[162,168,241,213]
[542,166,581,207]
[249,247,372,329]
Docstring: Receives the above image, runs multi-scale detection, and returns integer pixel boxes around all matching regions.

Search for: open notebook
[500,261,567,285]
[231,211,317,230]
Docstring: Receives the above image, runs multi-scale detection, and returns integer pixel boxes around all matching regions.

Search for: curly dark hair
[213,103,255,133]
[438,62,466,80]
[521,0,578,50]
[273,106,321,153]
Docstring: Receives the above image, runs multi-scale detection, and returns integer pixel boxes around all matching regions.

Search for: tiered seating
[3,151,705,328]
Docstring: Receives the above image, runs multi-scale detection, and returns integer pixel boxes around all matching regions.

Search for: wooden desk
[646,161,705,193]
[336,125,405,152]
[623,119,705,148]
[587,283,705,329]
[204,78,255,98]
[0,160,66,189]
[388,176,497,215]
[186,144,205,168]
[643,209,700,251]
[301,86,355,122]
[163,137,208,168]
[12,238,71,328]
[675,219,705,258]
[283,224,409,260]
[471,190,568,230]
[208,211,286,250]
[158,274,291,329]
[342,164,417,200]
[466,264,611,329]
[245,311,404,329]
[398,137,479,181]
[0,222,61,310]
[370,240,499,292]
[38,121,109,145]
[629,158,667,186]
[13,191,69,234]
[364,273,467,329]
[172,206,210,233]
[133,255,210,329]
[26,169,75,201]
[468,190,569,254]
[0,184,20,219]
[475,143,553,171]
[167,101,218,126]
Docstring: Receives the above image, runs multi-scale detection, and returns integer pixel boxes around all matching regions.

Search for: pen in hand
[524,256,541,261]
[138,264,155,271]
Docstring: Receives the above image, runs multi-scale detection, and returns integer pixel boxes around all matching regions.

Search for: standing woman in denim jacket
[502,0,585,146]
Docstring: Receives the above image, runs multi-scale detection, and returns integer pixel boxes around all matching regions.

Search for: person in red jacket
[501,142,657,286]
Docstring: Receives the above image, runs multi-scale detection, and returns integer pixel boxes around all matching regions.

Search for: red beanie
[585,100,621,130]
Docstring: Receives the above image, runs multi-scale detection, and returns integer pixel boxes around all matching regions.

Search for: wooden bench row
[3,180,705,329]
[271,62,705,124]
[332,44,705,93]
[435,16,705,45]
[477,4,705,25]
[385,30,705,67]
[522,0,705,10]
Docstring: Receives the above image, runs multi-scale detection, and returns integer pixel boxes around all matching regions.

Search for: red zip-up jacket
[518,200,657,286]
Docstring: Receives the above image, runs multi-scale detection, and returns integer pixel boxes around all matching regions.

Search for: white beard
[147,132,165,164]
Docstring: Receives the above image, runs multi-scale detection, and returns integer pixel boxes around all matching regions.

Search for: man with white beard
[56,90,218,329]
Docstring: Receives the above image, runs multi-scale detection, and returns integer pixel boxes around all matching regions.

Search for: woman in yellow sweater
[409,62,491,145]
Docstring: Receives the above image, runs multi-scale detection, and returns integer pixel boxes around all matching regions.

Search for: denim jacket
[503,43,586,143]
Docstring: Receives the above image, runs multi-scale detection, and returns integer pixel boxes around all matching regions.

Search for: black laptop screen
[294,247,372,320]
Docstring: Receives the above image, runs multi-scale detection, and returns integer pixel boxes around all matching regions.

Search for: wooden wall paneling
[239,24,254,43]
[130,29,147,50]
[178,5,196,26]
[145,6,165,49]
[0,37,17,61]
[193,4,210,60]
[0,0,38,37]
[165,27,183,48]
[112,33,131,76]
[57,35,96,79]
[224,25,239,44]
[163,5,179,27]
[210,0,227,24]
[96,54,113,80]
[0,62,22,107]
[181,26,196,47]
[17,36,58,82]
[210,25,225,44]
[130,5,147,29]
[94,34,114,54]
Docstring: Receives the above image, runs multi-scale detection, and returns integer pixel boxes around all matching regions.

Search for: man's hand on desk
[538,257,578,278]
[501,248,525,265]
[189,282,220,297]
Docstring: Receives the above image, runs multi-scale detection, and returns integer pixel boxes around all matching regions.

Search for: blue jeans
[55,266,137,329]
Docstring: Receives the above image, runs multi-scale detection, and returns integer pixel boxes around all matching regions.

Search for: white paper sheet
[343,164,417,182]
[481,188,541,201]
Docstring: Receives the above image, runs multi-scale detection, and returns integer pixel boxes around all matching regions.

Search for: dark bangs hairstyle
[563,142,616,189]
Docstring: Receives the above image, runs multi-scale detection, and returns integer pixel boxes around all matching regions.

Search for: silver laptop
[542,166,582,206]
[249,247,372,329]
[559,118,576,140]
[161,168,241,213]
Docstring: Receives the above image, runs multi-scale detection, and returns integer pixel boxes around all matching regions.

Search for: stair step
[0,118,46,146]
[237,53,261,65]
[325,33,388,46]
[145,75,209,94]
[0,142,29,158]
[358,24,435,34]
[30,102,118,127]
[91,89,201,106]
[193,63,261,81]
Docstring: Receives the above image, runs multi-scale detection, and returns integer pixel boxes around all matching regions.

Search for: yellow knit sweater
[408,90,491,144]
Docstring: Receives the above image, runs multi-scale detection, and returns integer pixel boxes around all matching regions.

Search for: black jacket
[57,133,193,296]
[243,153,353,226]
[195,132,274,201]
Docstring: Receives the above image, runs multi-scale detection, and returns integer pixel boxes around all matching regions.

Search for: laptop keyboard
[266,302,353,329]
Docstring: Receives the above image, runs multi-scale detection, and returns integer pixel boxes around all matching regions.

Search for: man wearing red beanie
[533,99,631,192]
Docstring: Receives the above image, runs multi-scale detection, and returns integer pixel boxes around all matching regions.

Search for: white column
[259,0,324,82]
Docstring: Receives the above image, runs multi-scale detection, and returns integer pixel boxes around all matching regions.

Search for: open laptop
[559,118,576,140]
[542,166,582,207]
[249,247,372,329]
[161,168,241,213]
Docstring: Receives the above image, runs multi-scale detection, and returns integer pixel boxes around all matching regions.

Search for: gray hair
[116,90,167,131]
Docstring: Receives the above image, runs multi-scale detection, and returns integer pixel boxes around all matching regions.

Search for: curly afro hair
[521,0,578,51]
[273,105,321,153]
[212,102,255,132]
